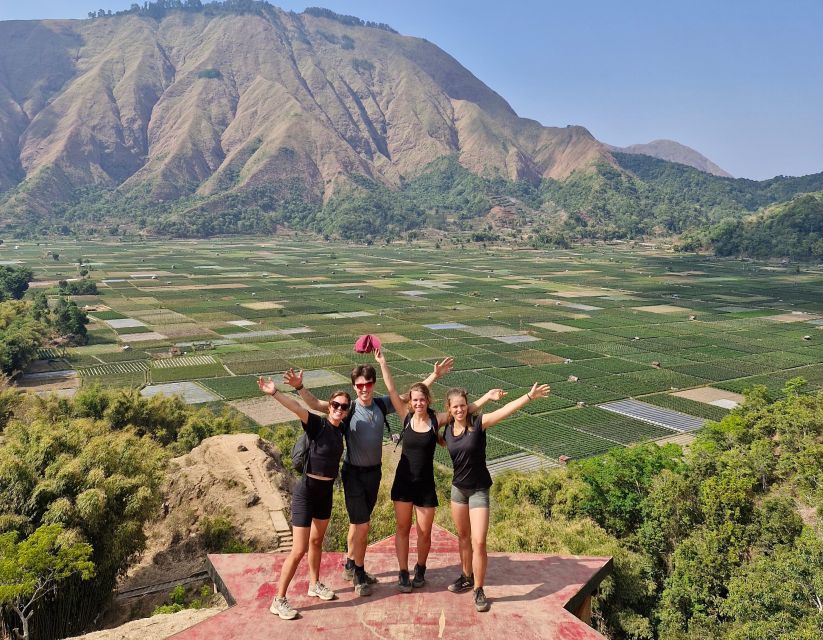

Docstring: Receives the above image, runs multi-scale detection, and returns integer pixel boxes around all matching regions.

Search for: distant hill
[691,192,823,259]
[608,139,733,177]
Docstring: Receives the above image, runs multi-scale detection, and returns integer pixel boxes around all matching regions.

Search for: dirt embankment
[95,433,294,633]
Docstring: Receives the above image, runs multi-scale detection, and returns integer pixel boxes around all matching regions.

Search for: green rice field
[9,237,823,471]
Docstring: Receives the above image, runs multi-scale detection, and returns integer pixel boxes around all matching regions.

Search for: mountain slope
[0,5,607,225]
[609,139,733,177]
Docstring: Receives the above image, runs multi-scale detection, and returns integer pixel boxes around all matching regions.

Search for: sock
[345,557,355,570]
[355,563,366,577]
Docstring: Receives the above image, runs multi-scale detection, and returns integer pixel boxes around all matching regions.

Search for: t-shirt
[343,395,395,467]
[443,414,493,491]
[395,410,438,484]
[302,412,345,478]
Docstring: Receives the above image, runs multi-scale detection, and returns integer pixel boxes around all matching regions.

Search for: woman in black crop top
[442,382,551,613]
[257,376,348,620]
[375,350,501,593]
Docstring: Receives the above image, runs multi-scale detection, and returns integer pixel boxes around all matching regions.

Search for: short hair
[350,364,377,384]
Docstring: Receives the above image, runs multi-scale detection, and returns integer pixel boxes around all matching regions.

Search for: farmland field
[8,237,823,471]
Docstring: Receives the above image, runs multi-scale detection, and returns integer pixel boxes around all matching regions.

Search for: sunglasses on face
[354,382,375,391]
[329,400,351,411]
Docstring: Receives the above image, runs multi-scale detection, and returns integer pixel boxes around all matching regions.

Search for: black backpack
[291,431,313,474]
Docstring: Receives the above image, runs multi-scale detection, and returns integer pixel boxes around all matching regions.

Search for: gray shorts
[450,485,490,509]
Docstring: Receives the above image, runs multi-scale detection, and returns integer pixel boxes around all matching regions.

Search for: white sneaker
[307,581,336,601]
[270,596,298,620]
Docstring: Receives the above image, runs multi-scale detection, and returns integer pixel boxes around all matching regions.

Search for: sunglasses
[354,382,375,391]
[329,400,351,411]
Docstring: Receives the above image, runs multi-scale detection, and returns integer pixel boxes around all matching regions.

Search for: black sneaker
[353,570,372,597]
[342,562,377,584]
[397,569,412,593]
[474,587,490,612]
[447,573,474,593]
[412,563,426,588]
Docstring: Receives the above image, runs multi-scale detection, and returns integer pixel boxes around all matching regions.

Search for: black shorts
[341,463,381,525]
[291,475,335,528]
[391,475,439,508]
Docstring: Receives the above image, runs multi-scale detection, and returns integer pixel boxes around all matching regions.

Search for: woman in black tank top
[375,350,502,593]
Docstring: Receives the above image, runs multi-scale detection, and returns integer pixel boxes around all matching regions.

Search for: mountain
[0,3,608,228]
[608,139,733,177]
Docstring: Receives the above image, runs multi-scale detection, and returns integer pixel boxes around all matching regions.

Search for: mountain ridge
[608,139,733,177]
[0,5,609,224]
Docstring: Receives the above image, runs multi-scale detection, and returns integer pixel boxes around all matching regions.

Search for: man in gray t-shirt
[286,348,452,595]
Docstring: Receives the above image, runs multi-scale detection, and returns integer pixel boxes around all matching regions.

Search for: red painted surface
[170,525,611,639]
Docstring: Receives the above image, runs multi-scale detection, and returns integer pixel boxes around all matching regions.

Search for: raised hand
[374,348,386,365]
[486,389,508,401]
[283,368,304,389]
[528,383,551,400]
[257,376,278,396]
[433,356,454,378]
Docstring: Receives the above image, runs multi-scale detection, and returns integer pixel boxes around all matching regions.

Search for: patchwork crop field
[9,237,823,472]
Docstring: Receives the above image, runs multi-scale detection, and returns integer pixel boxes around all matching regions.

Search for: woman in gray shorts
[441,382,551,612]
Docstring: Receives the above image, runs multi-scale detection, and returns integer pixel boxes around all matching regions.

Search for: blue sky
[2,1,822,179]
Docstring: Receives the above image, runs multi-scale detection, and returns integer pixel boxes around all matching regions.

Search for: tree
[0,267,33,301]
[0,524,94,640]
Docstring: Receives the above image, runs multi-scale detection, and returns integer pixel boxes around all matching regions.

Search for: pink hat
[354,334,382,353]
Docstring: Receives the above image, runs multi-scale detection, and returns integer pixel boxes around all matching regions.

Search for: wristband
[295,384,304,391]
[526,392,533,401]
[271,388,279,396]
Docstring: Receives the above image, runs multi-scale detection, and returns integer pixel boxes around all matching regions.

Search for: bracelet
[526,392,533,400]
[271,388,279,396]
[295,384,304,391]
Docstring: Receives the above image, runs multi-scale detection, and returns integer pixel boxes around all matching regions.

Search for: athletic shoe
[397,569,412,593]
[307,581,335,601]
[270,596,298,620]
[474,587,490,612]
[412,563,426,588]
[447,573,474,593]
[353,571,373,596]
[342,562,378,584]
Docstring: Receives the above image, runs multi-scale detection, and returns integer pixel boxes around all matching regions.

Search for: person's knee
[309,535,323,549]
[290,546,307,561]
[471,537,487,553]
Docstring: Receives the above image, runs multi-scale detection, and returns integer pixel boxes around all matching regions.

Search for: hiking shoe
[353,571,373,596]
[397,569,412,593]
[447,573,474,593]
[307,581,335,601]
[270,596,298,620]
[474,587,490,612]
[412,563,426,588]
[342,562,378,584]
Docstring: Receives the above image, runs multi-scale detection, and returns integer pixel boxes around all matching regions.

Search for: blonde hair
[445,387,475,432]
[406,383,432,410]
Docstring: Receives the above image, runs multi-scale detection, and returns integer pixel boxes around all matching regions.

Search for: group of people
[256,346,550,620]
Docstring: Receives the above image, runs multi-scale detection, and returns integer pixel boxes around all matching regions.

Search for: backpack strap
[372,396,393,436]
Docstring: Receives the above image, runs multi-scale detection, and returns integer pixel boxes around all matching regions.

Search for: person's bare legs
[394,502,413,571]
[278,526,310,597]
[450,501,472,577]
[414,506,436,568]
[469,507,490,588]
[350,522,370,565]
[307,518,330,585]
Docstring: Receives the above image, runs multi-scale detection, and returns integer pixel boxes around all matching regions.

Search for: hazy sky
[2,0,821,179]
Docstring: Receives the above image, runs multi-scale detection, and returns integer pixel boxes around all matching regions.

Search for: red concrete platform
[171,524,612,639]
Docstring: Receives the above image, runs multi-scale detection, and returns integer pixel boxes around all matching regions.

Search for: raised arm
[435,388,507,427]
[375,349,407,419]
[481,383,550,430]
[283,367,329,412]
[258,376,310,423]
[399,356,454,402]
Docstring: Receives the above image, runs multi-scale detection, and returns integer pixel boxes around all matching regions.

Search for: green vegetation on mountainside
[0,385,245,640]
[488,384,823,639]
[679,193,823,260]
